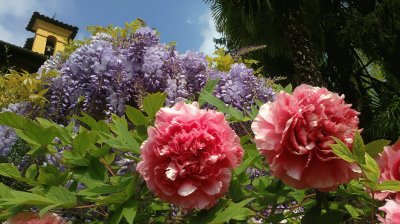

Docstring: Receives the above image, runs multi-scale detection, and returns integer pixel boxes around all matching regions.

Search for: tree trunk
[286,10,327,87]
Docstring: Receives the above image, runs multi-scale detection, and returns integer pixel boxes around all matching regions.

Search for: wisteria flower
[137,102,243,210]
[251,84,360,191]
[4,212,67,224]
[376,139,400,201]
[377,200,400,224]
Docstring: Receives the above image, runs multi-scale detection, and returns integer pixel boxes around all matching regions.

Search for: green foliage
[205,0,400,143]
[275,83,293,94]
[87,19,146,39]
[0,70,57,108]
[60,19,147,62]
[142,92,167,119]
[330,134,395,192]
[206,48,264,74]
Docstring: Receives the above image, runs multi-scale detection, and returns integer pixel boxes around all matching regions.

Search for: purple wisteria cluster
[43,26,275,122]
[0,102,28,157]
[211,63,275,111]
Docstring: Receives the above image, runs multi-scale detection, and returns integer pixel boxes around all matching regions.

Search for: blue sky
[0,0,221,55]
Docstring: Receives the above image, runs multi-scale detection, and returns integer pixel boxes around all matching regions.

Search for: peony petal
[202,180,223,195]
[178,180,197,196]
[165,163,178,181]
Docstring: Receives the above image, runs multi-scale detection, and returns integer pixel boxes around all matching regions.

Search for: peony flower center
[158,124,224,180]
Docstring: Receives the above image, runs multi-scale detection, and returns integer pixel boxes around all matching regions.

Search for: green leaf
[125,105,148,126]
[77,113,110,133]
[344,204,360,218]
[38,165,68,186]
[142,92,166,118]
[72,159,107,188]
[63,150,90,167]
[199,78,220,106]
[122,200,138,224]
[0,163,21,179]
[39,204,59,217]
[0,191,54,206]
[105,115,140,154]
[25,164,38,181]
[352,131,365,164]
[94,192,127,204]
[275,84,292,94]
[77,185,123,197]
[110,205,124,224]
[376,180,400,191]
[72,130,98,155]
[0,112,29,130]
[234,155,259,176]
[44,186,77,208]
[365,139,391,158]
[227,106,244,120]
[0,183,12,198]
[14,123,58,154]
[360,153,380,183]
[330,141,356,163]
[199,91,229,114]
[210,198,255,223]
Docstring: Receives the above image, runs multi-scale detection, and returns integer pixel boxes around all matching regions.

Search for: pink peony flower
[4,212,67,224]
[375,139,400,201]
[251,84,360,191]
[377,200,400,224]
[137,101,244,210]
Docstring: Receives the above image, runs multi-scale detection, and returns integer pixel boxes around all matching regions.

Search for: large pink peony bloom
[377,200,400,224]
[4,212,67,224]
[251,84,360,191]
[137,102,244,210]
[376,139,400,201]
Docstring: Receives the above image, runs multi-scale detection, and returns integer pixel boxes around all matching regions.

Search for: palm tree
[204,0,400,141]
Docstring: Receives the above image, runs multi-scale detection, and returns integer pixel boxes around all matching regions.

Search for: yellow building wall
[31,19,73,56]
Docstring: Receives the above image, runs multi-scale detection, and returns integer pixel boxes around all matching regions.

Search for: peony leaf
[352,131,366,164]
[330,142,356,163]
[365,139,391,158]
[376,180,400,191]
[360,154,380,183]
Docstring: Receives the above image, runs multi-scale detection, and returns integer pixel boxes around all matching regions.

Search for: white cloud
[0,0,73,46]
[198,11,222,56]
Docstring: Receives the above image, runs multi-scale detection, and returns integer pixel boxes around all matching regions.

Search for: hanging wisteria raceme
[0,102,28,157]
[37,52,64,75]
[48,33,135,122]
[164,51,210,105]
[46,26,275,122]
[211,63,275,111]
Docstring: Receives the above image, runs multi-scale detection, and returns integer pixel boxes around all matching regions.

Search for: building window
[45,36,56,56]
